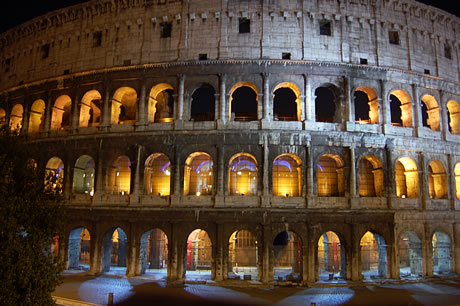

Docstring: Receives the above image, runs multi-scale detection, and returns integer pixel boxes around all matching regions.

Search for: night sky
[0,1,459,34]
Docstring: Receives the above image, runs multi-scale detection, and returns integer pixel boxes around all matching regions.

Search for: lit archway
[111,87,137,125]
[390,90,412,128]
[432,232,452,275]
[447,100,460,134]
[148,83,174,123]
[51,95,72,130]
[421,95,440,131]
[395,157,419,198]
[109,156,131,195]
[455,163,460,199]
[186,229,212,280]
[273,82,301,121]
[428,161,447,199]
[72,155,95,195]
[190,84,215,121]
[45,157,64,193]
[354,86,379,124]
[144,153,171,196]
[273,154,302,197]
[28,99,45,134]
[9,104,23,133]
[358,155,384,197]
[67,227,91,271]
[79,90,102,127]
[273,231,302,282]
[360,231,387,279]
[0,107,5,125]
[184,152,213,196]
[318,231,346,281]
[399,231,422,278]
[101,227,128,275]
[228,230,258,280]
[229,82,258,121]
[228,153,258,196]
[317,154,345,197]
[139,228,168,279]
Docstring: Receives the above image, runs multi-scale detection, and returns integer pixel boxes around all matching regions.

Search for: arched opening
[28,99,45,134]
[421,95,440,131]
[9,104,23,133]
[318,231,346,281]
[102,227,128,276]
[390,90,412,128]
[67,227,91,271]
[190,84,215,121]
[447,100,460,134]
[79,90,102,127]
[317,154,345,197]
[272,154,302,197]
[432,232,452,275]
[72,155,95,195]
[354,87,379,124]
[228,230,258,280]
[228,153,258,196]
[0,107,6,125]
[395,157,419,198]
[139,228,168,279]
[273,231,302,282]
[360,231,387,279]
[455,163,460,200]
[144,153,171,196]
[45,157,64,193]
[315,85,339,123]
[148,83,174,123]
[428,161,448,199]
[109,156,131,195]
[111,87,137,125]
[273,83,301,121]
[51,95,72,130]
[184,152,213,196]
[398,231,422,279]
[230,83,258,121]
[185,229,212,280]
[358,155,384,197]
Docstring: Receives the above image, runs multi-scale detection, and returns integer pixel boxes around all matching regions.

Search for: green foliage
[0,127,66,305]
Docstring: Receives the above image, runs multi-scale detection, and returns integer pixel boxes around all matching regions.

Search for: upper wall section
[1,0,459,91]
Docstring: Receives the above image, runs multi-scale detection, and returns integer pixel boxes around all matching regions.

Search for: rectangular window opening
[41,44,50,59]
[319,20,332,36]
[123,59,132,66]
[198,54,208,60]
[160,22,172,38]
[389,31,400,45]
[445,44,452,59]
[360,58,368,65]
[282,52,291,60]
[239,17,250,33]
[93,31,103,47]
[424,69,430,75]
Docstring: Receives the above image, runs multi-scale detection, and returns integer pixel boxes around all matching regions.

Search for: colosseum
[1,0,459,285]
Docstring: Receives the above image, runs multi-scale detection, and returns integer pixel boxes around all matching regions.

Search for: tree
[0,127,66,305]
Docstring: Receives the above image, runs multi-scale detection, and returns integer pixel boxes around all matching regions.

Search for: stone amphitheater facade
[1,0,460,284]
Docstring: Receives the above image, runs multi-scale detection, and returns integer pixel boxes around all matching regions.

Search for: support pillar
[100,85,111,131]
[424,226,434,277]
[304,74,314,122]
[261,140,270,207]
[306,145,314,206]
[136,82,147,129]
[130,145,144,204]
[261,225,273,283]
[262,73,270,123]
[171,146,182,206]
[217,74,227,127]
[44,91,52,134]
[412,85,422,136]
[349,146,358,208]
[71,91,80,132]
[351,225,361,281]
[177,74,185,122]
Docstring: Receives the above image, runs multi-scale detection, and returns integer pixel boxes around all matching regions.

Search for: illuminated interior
[395,157,419,198]
[390,90,412,127]
[360,231,387,279]
[447,100,460,134]
[228,230,258,279]
[317,154,344,197]
[318,231,343,278]
[9,104,23,133]
[358,155,384,197]
[110,155,131,195]
[421,94,440,131]
[28,99,45,134]
[51,95,72,130]
[144,153,171,196]
[355,86,379,124]
[73,155,95,195]
[273,82,301,121]
[432,232,452,275]
[111,87,137,125]
[184,152,213,196]
[148,83,174,123]
[79,90,102,127]
[0,107,5,125]
[186,229,212,272]
[272,154,302,197]
[229,82,258,121]
[273,231,301,281]
[399,231,422,277]
[67,227,91,270]
[228,153,258,196]
[455,163,460,199]
[140,229,168,273]
[45,157,64,193]
[427,160,447,199]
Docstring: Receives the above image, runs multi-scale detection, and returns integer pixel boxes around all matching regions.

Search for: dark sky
[0,1,459,34]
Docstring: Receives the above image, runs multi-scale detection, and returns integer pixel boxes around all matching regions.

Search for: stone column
[214,224,225,281]
[100,85,111,130]
[44,91,52,134]
[171,146,182,206]
[117,230,128,268]
[306,145,314,205]
[380,80,390,126]
[262,73,270,122]
[344,76,353,122]
[136,82,147,129]
[448,154,456,210]
[126,225,137,277]
[130,145,144,204]
[349,146,358,208]
[71,90,80,132]
[304,74,314,122]
[177,74,185,121]
[419,152,427,210]
[67,236,81,269]
[218,74,227,128]
[89,228,99,275]
[93,145,105,204]
[424,226,433,277]
[261,140,270,207]
[261,225,273,283]
[412,85,422,135]
[215,145,225,206]
[64,152,73,199]
[351,225,361,281]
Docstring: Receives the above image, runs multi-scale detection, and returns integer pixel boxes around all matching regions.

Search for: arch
[273,82,301,121]
[45,157,64,193]
[184,152,213,196]
[354,86,379,124]
[51,95,72,130]
[447,100,460,134]
[9,104,23,133]
[229,82,258,121]
[190,84,215,121]
[398,231,422,278]
[315,84,339,123]
[428,160,448,199]
[101,227,128,275]
[421,95,440,131]
[185,229,212,280]
[111,87,137,125]
[28,99,46,134]
[360,231,387,279]
[67,227,91,271]
[228,229,258,280]
[273,230,302,282]
[139,228,168,277]
[79,90,102,127]
[317,154,345,197]
[72,155,95,195]
[390,90,412,128]
[455,163,460,200]
[272,153,302,197]
[358,155,384,197]
[148,83,174,123]
[318,231,346,281]
[144,153,171,196]
[432,232,452,275]
[109,155,131,195]
[228,153,258,196]
[395,157,419,198]
[0,107,6,125]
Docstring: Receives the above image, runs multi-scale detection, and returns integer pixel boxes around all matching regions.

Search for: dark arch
[315,86,337,123]
[190,84,215,121]
[354,91,370,122]
[231,86,258,121]
[390,94,403,126]
[273,87,297,121]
